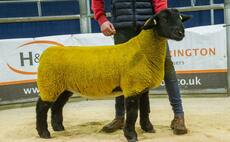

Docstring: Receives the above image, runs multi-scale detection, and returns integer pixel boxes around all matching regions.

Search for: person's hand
[100,21,116,36]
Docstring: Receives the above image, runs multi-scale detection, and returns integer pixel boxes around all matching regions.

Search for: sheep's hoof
[127,137,138,142]
[52,123,65,131]
[124,128,138,142]
[38,130,51,139]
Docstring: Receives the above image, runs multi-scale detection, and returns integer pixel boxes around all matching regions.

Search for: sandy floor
[0,97,230,142]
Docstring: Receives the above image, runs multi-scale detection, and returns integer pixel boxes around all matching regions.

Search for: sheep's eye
[161,18,167,23]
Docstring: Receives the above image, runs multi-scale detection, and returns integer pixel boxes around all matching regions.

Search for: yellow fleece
[37,29,167,102]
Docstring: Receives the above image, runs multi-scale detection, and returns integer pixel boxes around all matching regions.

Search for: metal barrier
[79,0,91,33]
[225,0,230,95]
[0,0,81,23]
[0,0,225,28]
[0,0,225,33]
[0,0,226,32]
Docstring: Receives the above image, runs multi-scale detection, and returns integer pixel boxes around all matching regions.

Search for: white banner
[168,24,227,73]
[0,24,227,86]
[0,34,114,85]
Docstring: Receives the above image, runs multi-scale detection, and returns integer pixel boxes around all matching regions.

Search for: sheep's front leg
[36,97,52,138]
[139,91,155,133]
[124,95,140,142]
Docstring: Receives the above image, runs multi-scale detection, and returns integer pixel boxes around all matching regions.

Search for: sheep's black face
[142,9,191,41]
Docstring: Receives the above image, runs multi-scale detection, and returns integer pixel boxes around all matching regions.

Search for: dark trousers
[114,28,184,117]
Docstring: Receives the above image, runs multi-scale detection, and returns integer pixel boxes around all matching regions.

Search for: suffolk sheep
[36,9,191,142]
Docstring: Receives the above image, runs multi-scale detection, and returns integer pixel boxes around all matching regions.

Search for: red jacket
[92,0,168,26]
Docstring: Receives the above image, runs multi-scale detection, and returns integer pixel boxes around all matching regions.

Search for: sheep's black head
[142,9,191,41]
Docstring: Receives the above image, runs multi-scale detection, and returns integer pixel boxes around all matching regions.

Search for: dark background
[0,0,224,39]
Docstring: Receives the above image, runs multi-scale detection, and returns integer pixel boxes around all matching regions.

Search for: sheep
[36,9,191,142]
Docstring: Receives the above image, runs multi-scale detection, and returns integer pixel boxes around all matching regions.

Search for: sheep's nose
[175,29,184,37]
[178,31,183,36]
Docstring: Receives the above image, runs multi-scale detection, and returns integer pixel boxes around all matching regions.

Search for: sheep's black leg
[51,91,73,131]
[139,91,155,133]
[36,97,52,138]
[124,95,140,142]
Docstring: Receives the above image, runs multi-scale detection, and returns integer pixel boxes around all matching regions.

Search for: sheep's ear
[142,17,157,30]
[180,14,192,22]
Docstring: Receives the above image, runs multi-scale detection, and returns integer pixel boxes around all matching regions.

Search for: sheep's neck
[135,29,167,61]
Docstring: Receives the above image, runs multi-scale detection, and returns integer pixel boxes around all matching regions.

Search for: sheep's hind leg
[51,90,73,131]
[139,91,155,133]
[124,94,140,142]
[36,97,52,138]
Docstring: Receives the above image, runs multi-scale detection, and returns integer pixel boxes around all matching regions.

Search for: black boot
[101,116,124,133]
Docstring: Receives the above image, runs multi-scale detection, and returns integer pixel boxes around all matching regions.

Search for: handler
[92,0,187,135]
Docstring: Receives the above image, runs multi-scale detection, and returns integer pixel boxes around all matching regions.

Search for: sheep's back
[38,45,134,100]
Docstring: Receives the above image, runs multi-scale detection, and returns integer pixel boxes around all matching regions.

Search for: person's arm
[91,0,107,26]
[153,0,168,13]
[91,0,116,36]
